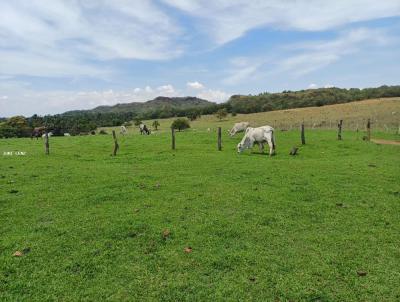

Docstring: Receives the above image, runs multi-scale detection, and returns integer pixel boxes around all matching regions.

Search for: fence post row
[301,123,305,145]
[171,128,176,150]
[217,127,222,151]
[44,131,49,155]
[112,130,119,156]
[337,119,343,140]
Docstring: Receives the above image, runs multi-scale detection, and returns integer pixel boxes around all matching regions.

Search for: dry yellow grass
[154,97,400,131]
[101,97,400,134]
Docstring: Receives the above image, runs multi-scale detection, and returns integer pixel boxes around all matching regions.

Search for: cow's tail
[271,129,276,150]
[267,128,276,155]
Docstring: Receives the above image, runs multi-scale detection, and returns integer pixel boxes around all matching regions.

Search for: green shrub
[171,118,190,131]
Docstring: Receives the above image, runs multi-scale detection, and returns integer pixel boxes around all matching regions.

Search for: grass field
[1,127,400,301]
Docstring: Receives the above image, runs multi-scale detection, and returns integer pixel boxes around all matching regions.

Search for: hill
[138,97,400,133]
[65,96,215,115]
[227,85,400,114]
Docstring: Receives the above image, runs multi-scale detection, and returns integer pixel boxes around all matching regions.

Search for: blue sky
[1,1,400,116]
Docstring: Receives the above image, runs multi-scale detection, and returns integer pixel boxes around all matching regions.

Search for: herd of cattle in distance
[31,121,277,155]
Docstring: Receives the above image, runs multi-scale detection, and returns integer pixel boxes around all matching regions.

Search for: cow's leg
[259,142,264,153]
[266,134,274,156]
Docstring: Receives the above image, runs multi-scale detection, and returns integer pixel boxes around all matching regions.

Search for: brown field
[102,97,400,134]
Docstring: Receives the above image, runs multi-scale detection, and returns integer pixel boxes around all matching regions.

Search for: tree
[152,120,160,130]
[134,118,142,126]
[171,118,190,131]
[0,116,31,138]
[187,110,201,121]
[215,108,228,121]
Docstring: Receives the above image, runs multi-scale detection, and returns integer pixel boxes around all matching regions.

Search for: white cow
[64,133,71,136]
[229,122,249,137]
[41,132,53,138]
[120,125,127,135]
[237,126,275,156]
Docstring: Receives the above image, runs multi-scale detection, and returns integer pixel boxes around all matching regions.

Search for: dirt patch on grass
[371,139,400,146]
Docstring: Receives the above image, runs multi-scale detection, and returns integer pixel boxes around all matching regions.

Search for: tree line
[1,85,399,138]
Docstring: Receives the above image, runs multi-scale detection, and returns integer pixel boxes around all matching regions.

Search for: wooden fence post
[337,119,343,140]
[367,119,371,141]
[112,130,119,156]
[171,128,175,150]
[217,127,222,151]
[44,132,49,155]
[301,123,305,145]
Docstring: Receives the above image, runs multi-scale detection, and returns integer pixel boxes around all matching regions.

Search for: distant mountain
[65,96,215,115]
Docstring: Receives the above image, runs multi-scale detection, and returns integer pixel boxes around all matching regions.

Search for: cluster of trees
[1,85,399,138]
[226,85,400,114]
[0,116,32,138]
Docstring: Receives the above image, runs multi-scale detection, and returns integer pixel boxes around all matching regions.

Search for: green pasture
[0,129,399,301]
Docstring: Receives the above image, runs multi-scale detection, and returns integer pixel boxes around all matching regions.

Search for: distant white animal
[41,132,53,138]
[207,128,211,132]
[229,122,249,136]
[120,125,127,135]
[237,126,275,156]
[64,133,71,136]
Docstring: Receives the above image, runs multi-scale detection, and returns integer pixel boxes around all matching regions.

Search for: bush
[215,108,228,121]
[171,118,190,131]
[152,120,160,130]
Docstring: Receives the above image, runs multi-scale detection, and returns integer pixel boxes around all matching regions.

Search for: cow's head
[237,137,251,153]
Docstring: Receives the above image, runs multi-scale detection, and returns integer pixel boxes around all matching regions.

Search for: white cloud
[186,81,204,89]
[324,84,334,88]
[2,1,398,80]
[0,82,233,116]
[308,83,318,89]
[0,81,184,116]
[0,1,182,78]
[223,27,393,84]
[279,28,390,76]
[163,0,400,44]
[197,89,230,103]
[157,84,176,94]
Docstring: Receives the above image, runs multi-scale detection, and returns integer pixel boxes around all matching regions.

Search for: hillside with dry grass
[138,98,400,133]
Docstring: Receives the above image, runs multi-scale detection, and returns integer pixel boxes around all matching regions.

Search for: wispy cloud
[0,1,182,78]
[163,0,400,44]
[279,27,391,76]
[223,27,395,84]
